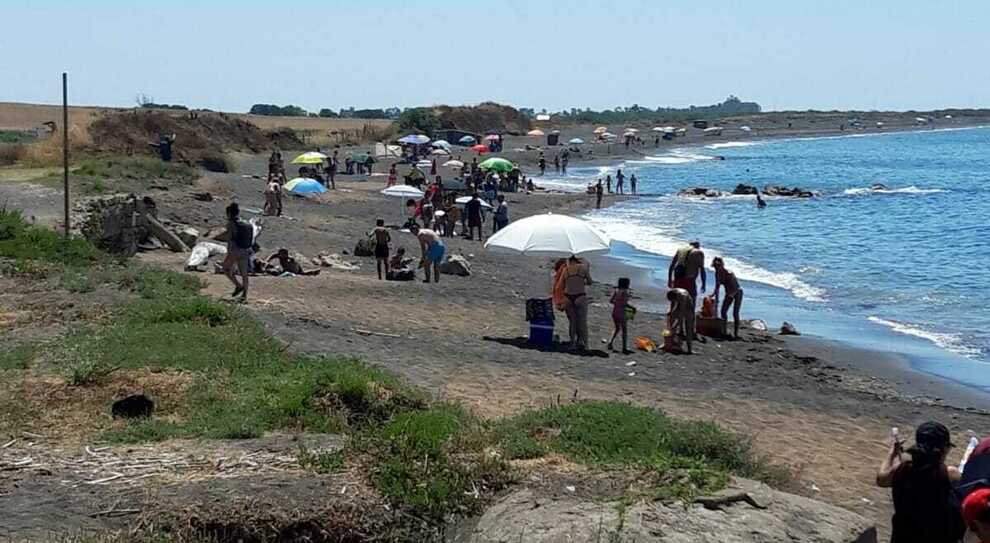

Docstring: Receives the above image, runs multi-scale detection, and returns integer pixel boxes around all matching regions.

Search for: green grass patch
[497,401,788,499]
[75,156,196,183]
[0,208,102,268]
[0,131,36,144]
[0,343,36,371]
[298,446,346,474]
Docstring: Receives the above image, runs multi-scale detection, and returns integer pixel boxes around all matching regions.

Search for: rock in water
[733,184,759,195]
[780,321,801,335]
[111,394,154,419]
[678,187,724,198]
[353,239,375,257]
[440,254,472,276]
[763,185,815,198]
[458,480,876,542]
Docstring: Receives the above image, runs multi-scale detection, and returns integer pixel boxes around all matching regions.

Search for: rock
[312,253,360,271]
[744,319,768,331]
[678,187,724,198]
[191,191,214,202]
[439,254,472,276]
[176,226,200,248]
[763,185,815,198]
[733,184,759,195]
[354,238,375,257]
[147,215,190,253]
[205,226,229,242]
[780,321,801,335]
[111,394,154,419]
[456,480,876,543]
[73,194,157,256]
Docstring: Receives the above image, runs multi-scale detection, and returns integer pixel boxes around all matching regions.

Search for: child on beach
[608,277,634,354]
[372,218,391,280]
[387,164,397,187]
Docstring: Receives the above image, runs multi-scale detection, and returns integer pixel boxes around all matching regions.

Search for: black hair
[226,202,240,219]
[376,218,384,226]
[666,290,677,301]
[618,277,630,289]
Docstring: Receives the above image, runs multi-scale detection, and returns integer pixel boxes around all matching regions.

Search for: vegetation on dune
[0,210,788,529]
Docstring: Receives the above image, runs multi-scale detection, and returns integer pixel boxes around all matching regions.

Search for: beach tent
[374,143,401,158]
[443,160,465,168]
[284,177,327,194]
[485,213,611,257]
[527,129,545,136]
[291,152,328,164]
[568,138,584,145]
[398,134,430,145]
[478,157,514,173]
[459,135,477,145]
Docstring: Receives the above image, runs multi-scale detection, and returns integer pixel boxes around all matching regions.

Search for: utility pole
[62,72,70,238]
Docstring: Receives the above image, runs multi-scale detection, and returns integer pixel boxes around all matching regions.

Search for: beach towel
[552,267,567,311]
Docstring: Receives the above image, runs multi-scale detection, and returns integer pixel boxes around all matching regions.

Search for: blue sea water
[544,127,990,392]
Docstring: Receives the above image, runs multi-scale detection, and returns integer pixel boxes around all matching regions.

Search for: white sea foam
[585,214,827,302]
[868,316,980,358]
[644,149,717,165]
[705,141,763,150]
[842,185,947,196]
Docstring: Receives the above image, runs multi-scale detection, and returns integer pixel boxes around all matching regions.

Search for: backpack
[233,220,254,250]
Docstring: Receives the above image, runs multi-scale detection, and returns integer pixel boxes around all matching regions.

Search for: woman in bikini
[712,257,744,339]
[561,256,592,351]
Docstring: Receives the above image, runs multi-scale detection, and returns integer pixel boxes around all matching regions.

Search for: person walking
[877,421,963,543]
[465,192,485,242]
[493,194,509,232]
[328,150,338,189]
[222,203,252,303]
[630,174,637,195]
[608,277,634,353]
[616,169,625,194]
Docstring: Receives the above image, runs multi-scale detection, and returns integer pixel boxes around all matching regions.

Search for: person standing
[561,151,569,174]
[222,203,252,302]
[554,155,560,173]
[538,155,547,176]
[560,255,591,351]
[712,257,744,338]
[409,224,444,284]
[372,218,391,280]
[667,241,706,307]
[630,174,637,195]
[387,163,397,187]
[595,180,604,209]
[328,150,338,189]
[877,421,963,543]
[608,277,633,353]
[465,192,485,242]
[606,175,612,194]
[616,169,625,194]
[430,158,437,176]
[493,194,509,232]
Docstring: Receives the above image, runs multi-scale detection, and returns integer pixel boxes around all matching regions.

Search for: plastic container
[529,320,555,346]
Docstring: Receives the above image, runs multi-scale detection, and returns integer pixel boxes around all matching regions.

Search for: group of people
[878,422,990,543]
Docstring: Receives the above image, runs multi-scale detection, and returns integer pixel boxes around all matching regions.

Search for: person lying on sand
[666,288,695,354]
[712,257,744,339]
[266,248,320,276]
[409,224,444,284]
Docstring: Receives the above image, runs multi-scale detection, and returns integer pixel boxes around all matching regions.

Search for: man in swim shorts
[667,240,706,307]
[410,223,444,284]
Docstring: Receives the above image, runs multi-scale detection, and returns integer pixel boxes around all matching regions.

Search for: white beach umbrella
[417,159,433,169]
[381,185,425,199]
[455,195,493,209]
[568,138,584,145]
[651,127,665,132]
[484,213,612,257]
[431,140,451,149]
[430,148,450,156]
[443,160,465,168]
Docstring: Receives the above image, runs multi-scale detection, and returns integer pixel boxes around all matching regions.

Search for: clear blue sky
[2,0,988,113]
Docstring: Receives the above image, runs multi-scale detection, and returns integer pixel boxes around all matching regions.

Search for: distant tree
[353,108,387,119]
[248,104,308,116]
[397,107,440,136]
[384,107,402,119]
[135,93,187,110]
[518,107,535,118]
[318,108,338,118]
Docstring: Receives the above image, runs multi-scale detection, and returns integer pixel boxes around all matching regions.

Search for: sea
[540,126,990,392]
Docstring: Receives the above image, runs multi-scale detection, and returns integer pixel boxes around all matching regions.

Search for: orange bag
[701,295,717,319]
[634,336,657,352]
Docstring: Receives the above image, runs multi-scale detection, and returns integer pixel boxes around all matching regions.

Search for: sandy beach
[110,145,987,536]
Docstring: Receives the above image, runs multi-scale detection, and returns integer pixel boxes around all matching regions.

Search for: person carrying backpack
[223,202,253,302]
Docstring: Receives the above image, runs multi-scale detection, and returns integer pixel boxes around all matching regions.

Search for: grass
[0,130,37,144]
[72,155,197,194]
[298,446,346,474]
[0,343,36,371]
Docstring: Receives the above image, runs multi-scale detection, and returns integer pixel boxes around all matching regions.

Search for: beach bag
[701,296,717,319]
[233,220,254,250]
[634,336,656,353]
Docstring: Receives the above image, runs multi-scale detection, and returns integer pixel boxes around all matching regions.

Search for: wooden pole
[62,72,69,238]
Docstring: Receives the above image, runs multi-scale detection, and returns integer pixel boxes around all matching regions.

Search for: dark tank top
[890,462,962,543]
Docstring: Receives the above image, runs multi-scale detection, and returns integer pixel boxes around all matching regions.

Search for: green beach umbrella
[478,157,514,173]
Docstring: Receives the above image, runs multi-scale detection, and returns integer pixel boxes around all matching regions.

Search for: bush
[0,143,26,165]
[198,152,234,173]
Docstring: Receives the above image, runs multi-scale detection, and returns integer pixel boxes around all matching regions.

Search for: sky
[2,0,989,113]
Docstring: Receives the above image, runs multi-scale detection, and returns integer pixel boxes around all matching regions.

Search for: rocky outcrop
[733,184,759,195]
[678,187,724,198]
[440,254,471,276]
[763,185,815,198]
[457,479,876,543]
[73,194,157,256]
[780,321,801,335]
[176,226,200,248]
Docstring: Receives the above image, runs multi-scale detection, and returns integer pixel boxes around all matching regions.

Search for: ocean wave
[842,185,947,196]
[705,141,763,150]
[644,149,717,165]
[585,215,827,302]
[867,316,981,358]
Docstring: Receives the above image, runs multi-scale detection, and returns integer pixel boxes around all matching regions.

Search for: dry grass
[17,125,92,167]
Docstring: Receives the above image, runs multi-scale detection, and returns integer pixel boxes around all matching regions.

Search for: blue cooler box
[529,320,554,346]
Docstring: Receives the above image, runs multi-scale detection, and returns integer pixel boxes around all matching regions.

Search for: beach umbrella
[443,159,465,168]
[416,159,433,169]
[484,213,611,257]
[568,138,584,145]
[291,151,328,164]
[478,157,514,173]
[455,195,493,209]
[739,125,752,132]
[430,148,450,156]
[651,127,665,132]
[471,144,489,153]
[483,134,502,142]
[381,185,424,198]
[431,139,451,149]
[593,126,607,134]
[398,134,430,145]
[459,135,477,145]
[284,177,327,194]
[527,129,545,136]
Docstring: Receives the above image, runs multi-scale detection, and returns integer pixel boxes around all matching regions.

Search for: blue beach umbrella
[284,177,327,194]
[458,135,476,145]
[398,134,430,145]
